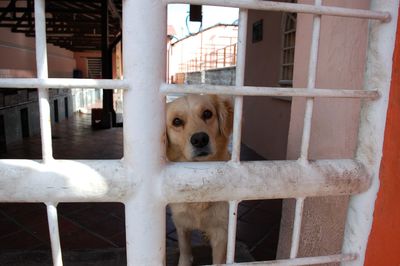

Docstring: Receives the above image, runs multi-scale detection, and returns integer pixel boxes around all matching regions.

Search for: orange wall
[365,7,400,265]
[0,28,76,77]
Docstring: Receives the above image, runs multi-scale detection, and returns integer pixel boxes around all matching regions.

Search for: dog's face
[166,95,233,162]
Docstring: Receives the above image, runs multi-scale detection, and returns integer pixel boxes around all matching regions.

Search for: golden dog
[166,94,233,266]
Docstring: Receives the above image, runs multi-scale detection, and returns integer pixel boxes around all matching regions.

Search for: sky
[167,4,239,40]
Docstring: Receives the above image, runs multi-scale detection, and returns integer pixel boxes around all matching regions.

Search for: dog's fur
[166,95,234,266]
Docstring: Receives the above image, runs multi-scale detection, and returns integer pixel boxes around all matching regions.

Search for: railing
[179,43,237,73]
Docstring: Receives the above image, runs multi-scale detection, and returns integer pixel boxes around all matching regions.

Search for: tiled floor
[0,112,282,265]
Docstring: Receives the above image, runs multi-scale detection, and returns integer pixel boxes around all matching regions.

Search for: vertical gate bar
[226,200,239,263]
[290,197,305,258]
[231,9,248,162]
[34,0,53,162]
[299,0,321,162]
[122,0,166,265]
[342,0,399,265]
[46,203,63,266]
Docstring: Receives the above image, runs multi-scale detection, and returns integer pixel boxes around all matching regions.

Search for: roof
[0,0,122,51]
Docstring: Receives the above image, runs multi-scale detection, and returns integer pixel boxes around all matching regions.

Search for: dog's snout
[190,132,209,148]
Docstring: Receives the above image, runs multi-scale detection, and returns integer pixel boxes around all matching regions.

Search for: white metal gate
[0,0,398,265]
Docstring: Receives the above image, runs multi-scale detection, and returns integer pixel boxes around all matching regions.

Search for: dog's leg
[208,228,228,265]
[177,227,192,266]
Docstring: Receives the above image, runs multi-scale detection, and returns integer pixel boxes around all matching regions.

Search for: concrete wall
[185,67,236,85]
[0,101,39,144]
[49,90,74,123]
[185,72,202,84]
[242,9,291,160]
[277,0,370,260]
[204,67,236,85]
[0,89,73,145]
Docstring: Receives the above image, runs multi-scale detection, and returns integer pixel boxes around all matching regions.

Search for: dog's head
[166,95,233,162]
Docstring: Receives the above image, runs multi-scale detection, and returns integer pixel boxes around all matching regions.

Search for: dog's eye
[172,117,184,127]
[202,109,213,120]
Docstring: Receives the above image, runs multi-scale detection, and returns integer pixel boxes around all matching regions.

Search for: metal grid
[0,0,397,265]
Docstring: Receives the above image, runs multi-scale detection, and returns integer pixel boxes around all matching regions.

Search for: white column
[34,0,53,163]
[342,0,399,265]
[122,0,167,265]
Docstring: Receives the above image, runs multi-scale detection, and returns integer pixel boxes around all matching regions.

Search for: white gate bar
[164,0,389,22]
[160,84,379,99]
[0,158,370,203]
[0,78,129,89]
[46,203,63,266]
[163,159,370,203]
[34,0,48,79]
[0,160,128,202]
[214,253,356,266]
[122,0,166,264]
[231,9,248,162]
[226,200,240,263]
[299,0,321,161]
[290,197,305,259]
[34,0,53,163]
[342,0,399,265]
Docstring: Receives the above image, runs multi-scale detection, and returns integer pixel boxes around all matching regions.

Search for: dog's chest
[170,202,215,230]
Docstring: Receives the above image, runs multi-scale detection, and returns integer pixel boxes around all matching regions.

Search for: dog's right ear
[210,95,234,138]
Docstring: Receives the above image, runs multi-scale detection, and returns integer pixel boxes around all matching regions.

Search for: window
[280,11,297,86]
[87,57,102,79]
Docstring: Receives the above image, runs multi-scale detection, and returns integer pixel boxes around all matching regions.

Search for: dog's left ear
[210,95,234,137]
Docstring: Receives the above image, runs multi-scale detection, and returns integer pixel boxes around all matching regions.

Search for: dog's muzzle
[190,132,210,157]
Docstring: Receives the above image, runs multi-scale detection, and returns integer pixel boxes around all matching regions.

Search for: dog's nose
[190,132,209,148]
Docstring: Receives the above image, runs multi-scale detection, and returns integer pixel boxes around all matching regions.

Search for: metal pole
[34,0,53,163]
[231,9,248,162]
[122,0,166,264]
[46,203,63,266]
[226,200,239,263]
[101,0,114,128]
[160,83,379,99]
[290,197,305,258]
[164,0,390,22]
[299,0,321,162]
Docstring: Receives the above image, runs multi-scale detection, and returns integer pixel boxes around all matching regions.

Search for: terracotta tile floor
[0,112,282,265]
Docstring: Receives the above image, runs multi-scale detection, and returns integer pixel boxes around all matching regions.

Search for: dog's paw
[177,255,193,266]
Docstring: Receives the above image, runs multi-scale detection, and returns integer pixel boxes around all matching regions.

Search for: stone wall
[185,66,236,85]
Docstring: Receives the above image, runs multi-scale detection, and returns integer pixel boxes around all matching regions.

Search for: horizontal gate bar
[164,0,390,22]
[0,160,129,202]
[0,78,128,89]
[163,159,371,203]
[0,159,369,203]
[161,84,380,99]
[215,253,357,266]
